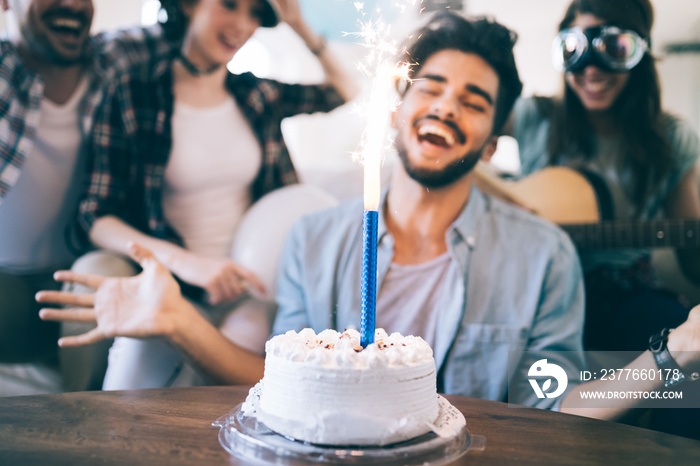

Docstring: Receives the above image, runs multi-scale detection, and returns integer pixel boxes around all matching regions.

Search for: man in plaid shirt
[0,0,170,394]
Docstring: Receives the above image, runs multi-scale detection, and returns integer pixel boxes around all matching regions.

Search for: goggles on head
[551,26,649,73]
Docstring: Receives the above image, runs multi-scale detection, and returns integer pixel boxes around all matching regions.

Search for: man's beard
[396,138,484,189]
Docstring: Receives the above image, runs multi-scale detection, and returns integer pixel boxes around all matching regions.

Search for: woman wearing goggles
[508,0,700,437]
[552,25,650,73]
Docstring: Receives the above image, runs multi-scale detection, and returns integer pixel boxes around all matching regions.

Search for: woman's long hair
[547,0,672,216]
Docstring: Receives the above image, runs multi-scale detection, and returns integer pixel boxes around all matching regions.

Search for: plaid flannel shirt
[0,26,172,204]
[78,58,345,247]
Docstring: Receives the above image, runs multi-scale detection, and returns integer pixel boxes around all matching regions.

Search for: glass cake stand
[212,396,486,465]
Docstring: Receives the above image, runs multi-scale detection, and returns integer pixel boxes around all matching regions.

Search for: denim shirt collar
[376,184,482,261]
[447,184,482,256]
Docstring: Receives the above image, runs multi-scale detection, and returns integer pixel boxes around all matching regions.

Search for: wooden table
[0,386,698,465]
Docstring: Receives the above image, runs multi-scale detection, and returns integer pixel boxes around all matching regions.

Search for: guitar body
[505,167,601,225]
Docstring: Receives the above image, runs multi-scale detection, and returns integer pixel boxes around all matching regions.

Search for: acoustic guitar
[474,164,700,249]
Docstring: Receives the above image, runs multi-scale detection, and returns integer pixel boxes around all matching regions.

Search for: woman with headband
[69,0,356,390]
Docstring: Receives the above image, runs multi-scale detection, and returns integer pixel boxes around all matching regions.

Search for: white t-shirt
[163,96,262,257]
[375,253,452,348]
[0,77,89,271]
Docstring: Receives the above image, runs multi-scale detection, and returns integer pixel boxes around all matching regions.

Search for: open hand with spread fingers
[36,243,191,347]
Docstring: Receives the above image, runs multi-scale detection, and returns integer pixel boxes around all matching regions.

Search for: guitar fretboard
[562,219,700,249]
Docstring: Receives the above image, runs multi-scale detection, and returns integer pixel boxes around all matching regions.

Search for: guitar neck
[562,219,700,249]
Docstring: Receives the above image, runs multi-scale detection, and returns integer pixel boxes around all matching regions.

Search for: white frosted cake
[243,328,440,446]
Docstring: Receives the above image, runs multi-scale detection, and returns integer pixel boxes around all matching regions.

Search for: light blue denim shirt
[273,185,585,409]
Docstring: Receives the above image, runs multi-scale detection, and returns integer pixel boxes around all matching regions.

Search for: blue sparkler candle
[358,66,384,348]
[360,209,378,347]
[355,34,397,347]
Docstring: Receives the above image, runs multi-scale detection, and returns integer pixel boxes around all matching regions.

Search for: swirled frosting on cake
[246,328,439,446]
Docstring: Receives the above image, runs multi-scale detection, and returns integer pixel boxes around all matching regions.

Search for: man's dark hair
[397,12,523,135]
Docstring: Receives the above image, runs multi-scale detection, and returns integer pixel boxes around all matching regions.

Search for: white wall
[93,0,144,32]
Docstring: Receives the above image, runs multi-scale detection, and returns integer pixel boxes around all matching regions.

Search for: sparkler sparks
[348,0,415,210]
